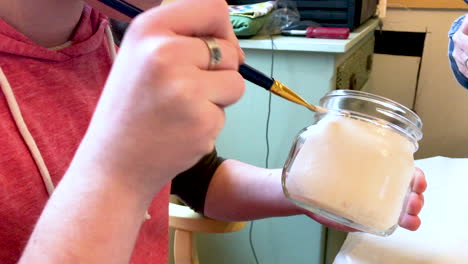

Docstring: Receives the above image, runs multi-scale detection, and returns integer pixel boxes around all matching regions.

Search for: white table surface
[334,156,468,264]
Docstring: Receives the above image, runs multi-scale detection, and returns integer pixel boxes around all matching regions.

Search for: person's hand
[304,168,427,232]
[452,15,468,78]
[75,0,245,197]
[398,167,426,230]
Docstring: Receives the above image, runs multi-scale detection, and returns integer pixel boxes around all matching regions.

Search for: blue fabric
[448,15,468,89]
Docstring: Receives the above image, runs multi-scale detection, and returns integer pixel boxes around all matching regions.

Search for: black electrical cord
[266,36,275,169]
[249,221,259,264]
[248,35,275,264]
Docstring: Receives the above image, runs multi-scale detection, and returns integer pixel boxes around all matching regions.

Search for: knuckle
[127,16,145,37]
[170,78,198,103]
[143,38,189,75]
[150,38,180,63]
[127,14,159,39]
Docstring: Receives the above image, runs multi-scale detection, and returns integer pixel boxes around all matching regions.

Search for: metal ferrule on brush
[270,80,329,113]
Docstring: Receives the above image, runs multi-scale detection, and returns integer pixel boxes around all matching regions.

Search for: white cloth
[334,156,468,264]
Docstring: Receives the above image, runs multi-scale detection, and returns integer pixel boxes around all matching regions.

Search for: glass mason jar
[282,90,423,236]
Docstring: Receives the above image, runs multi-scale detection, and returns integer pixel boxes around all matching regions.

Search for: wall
[368,8,468,158]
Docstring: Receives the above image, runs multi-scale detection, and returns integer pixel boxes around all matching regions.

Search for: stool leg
[174,229,198,264]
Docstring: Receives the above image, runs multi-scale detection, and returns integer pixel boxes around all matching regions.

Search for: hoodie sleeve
[171,148,225,214]
[448,15,468,89]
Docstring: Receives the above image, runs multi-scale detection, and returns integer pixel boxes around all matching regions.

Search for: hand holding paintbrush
[98,0,329,114]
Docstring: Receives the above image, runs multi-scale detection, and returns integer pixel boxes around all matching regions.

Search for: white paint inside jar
[286,115,415,232]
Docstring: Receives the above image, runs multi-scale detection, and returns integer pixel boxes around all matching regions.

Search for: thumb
[461,15,468,35]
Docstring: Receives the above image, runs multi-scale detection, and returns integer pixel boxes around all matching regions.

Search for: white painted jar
[282,90,423,236]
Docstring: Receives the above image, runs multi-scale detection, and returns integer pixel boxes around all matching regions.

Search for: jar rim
[319,90,423,144]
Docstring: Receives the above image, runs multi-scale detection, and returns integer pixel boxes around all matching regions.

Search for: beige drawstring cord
[0,68,55,196]
[105,26,117,61]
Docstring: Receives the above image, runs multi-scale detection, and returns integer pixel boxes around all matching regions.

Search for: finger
[455,58,468,77]
[461,15,468,35]
[412,168,427,193]
[399,214,421,231]
[136,0,244,68]
[200,70,245,107]
[141,0,236,43]
[453,46,468,66]
[196,37,241,71]
[452,50,468,77]
[453,31,468,56]
[168,37,241,71]
[405,192,424,216]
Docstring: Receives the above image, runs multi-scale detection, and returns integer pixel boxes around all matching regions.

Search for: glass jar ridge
[319,89,423,150]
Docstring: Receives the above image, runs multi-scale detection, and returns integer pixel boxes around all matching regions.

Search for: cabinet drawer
[336,36,375,91]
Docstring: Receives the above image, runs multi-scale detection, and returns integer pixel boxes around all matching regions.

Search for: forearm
[19,162,159,264]
[204,159,302,221]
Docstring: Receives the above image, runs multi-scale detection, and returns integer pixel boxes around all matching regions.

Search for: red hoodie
[0,5,170,264]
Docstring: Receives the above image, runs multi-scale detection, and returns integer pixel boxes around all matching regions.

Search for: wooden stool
[169,203,247,264]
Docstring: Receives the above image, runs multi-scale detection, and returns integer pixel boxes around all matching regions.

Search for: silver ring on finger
[200,37,222,70]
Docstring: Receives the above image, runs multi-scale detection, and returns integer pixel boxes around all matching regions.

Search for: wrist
[70,133,171,202]
[258,169,308,218]
[272,169,311,217]
[278,186,306,216]
[67,152,163,208]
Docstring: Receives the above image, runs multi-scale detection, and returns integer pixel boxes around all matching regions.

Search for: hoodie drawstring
[0,67,55,196]
[1,25,151,220]
[0,25,116,198]
[105,25,117,61]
